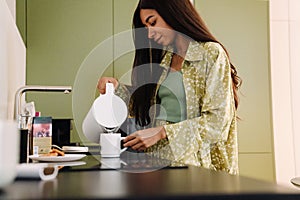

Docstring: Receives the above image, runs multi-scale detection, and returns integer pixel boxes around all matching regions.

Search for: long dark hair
[131,0,242,126]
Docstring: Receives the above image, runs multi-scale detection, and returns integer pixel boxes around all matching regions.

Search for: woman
[97,0,241,175]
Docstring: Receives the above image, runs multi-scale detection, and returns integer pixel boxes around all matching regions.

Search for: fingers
[123,134,136,143]
[123,127,165,151]
[97,77,119,94]
[124,138,146,151]
[123,133,146,151]
[123,135,140,148]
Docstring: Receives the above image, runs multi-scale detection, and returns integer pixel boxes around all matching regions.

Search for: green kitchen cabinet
[195,0,274,182]
[20,0,139,143]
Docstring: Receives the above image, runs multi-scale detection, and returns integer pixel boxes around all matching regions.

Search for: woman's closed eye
[149,20,156,26]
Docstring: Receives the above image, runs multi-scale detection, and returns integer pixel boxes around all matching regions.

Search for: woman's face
[140,9,176,46]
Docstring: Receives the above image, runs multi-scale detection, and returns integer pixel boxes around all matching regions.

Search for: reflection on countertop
[60,150,178,173]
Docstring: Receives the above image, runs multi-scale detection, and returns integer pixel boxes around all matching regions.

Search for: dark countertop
[1,152,299,200]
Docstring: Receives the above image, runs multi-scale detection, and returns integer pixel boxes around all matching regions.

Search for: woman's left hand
[123,126,167,151]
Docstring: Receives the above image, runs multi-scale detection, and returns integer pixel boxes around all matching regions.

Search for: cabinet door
[239,153,275,182]
[195,0,273,181]
[25,0,113,142]
[113,0,139,85]
[195,0,272,153]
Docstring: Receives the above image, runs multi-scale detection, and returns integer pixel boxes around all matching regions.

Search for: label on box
[31,117,52,154]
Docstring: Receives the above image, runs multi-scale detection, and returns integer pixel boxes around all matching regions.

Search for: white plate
[62,146,89,152]
[52,161,86,167]
[29,154,86,162]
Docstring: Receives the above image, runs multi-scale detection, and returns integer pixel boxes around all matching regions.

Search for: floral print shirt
[116,41,238,175]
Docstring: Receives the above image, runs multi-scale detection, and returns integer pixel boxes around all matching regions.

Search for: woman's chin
[159,40,169,46]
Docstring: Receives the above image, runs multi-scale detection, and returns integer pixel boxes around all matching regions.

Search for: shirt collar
[185,41,205,62]
[160,41,204,68]
[160,46,173,69]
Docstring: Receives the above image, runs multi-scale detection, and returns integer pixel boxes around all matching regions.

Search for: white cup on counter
[100,133,127,158]
[0,120,19,188]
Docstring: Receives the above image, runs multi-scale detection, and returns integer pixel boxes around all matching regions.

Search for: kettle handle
[105,83,114,96]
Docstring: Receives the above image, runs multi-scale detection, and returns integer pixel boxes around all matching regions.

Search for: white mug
[0,120,19,188]
[100,133,127,158]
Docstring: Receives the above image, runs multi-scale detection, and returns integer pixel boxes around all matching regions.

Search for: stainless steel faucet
[14,85,72,129]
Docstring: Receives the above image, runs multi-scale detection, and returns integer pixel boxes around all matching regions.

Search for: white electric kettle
[82,83,127,142]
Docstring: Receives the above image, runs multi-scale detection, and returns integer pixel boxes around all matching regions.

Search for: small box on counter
[30,116,52,155]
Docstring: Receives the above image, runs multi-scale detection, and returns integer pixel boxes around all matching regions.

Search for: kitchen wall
[5,0,15,19]
[18,0,278,182]
[0,0,26,120]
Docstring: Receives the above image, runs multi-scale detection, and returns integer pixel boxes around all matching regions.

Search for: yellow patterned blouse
[116,41,238,175]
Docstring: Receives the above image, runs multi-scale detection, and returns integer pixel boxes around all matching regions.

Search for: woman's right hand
[97,77,119,94]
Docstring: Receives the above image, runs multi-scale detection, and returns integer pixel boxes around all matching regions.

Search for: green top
[156,71,187,123]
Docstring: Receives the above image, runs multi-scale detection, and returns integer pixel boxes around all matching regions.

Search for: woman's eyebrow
[145,15,154,24]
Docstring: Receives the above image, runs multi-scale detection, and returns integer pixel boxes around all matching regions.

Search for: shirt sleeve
[164,43,235,162]
[114,83,132,106]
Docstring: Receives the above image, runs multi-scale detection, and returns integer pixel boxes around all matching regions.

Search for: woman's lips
[155,35,162,43]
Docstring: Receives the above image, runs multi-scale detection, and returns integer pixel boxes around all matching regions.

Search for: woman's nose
[148,27,155,39]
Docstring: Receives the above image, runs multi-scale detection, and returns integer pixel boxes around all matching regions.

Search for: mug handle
[120,137,127,153]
